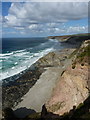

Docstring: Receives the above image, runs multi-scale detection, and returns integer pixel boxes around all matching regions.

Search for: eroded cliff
[45,40,90,116]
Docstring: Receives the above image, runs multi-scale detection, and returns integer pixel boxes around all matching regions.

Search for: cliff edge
[45,39,90,119]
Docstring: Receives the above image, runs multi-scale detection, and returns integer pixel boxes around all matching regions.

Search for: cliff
[45,39,90,118]
[2,38,90,120]
[48,33,90,43]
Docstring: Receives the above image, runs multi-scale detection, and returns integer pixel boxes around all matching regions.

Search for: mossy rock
[48,102,65,112]
[69,49,78,59]
[77,103,84,110]
[77,43,90,60]
[25,112,41,119]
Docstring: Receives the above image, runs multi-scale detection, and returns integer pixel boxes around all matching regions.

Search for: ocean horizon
[1,37,61,81]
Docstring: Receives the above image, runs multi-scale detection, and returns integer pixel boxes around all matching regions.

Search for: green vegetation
[48,102,65,112]
[77,103,84,110]
[77,45,90,58]
[69,49,78,59]
[2,37,90,120]
[70,40,90,69]
[25,112,41,119]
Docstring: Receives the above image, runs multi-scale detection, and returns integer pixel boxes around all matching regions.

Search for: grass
[25,112,41,119]
[77,103,84,110]
[69,48,79,59]
[77,45,90,58]
[48,102,65,112]
[70,40,90,69]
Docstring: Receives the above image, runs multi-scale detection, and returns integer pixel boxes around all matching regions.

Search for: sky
[2,2,88,38]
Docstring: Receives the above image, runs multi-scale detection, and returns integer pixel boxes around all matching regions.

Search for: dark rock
[41,104,48,118]
[2,68,43,109]
[2,108,16,120]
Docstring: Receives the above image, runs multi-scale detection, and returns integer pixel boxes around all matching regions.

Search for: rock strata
[46,63,89,115]
[2,48,75,110]
[2,38,90,120]
[45,40,90,116]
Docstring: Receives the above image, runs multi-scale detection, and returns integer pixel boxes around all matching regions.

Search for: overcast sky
[2,2,88,37]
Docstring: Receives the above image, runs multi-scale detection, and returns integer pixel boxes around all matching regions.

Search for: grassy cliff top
[48,33,90,43]
[48,33,90,38]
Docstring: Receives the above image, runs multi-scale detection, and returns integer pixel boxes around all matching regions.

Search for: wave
[0,52,13,57]
[49,39,59,42]
[13,51,30,57]
[0,50,30,60]
[0,60,2,62]
[0,47,54,81]
[0,49,27,57]
[1,38,61,81]
[14,49,26,53]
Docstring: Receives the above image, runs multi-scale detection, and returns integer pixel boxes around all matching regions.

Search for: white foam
[0,49,27,57]
[14,62,18,65]
[14,49,26,53]
[13,52,29,57]
[0,52,13,57]
[12,67,15,69]
[1,47,54,81]
[49,39,58,42]
[0,60,2,62]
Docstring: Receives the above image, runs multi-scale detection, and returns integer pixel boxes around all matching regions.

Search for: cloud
[2,2,88,36]
[66,26,88,33]
[46,25,88,34]
[4,2,88,26]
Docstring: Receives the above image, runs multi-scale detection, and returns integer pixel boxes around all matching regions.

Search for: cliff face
[46,64,89,115]
[45,40,90,116]
[2,39,90,120]
[48,33,90,43]
[34,49,75,68]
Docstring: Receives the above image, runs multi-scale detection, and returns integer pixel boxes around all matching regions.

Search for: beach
[2,2,90,120]
[3,47,76,118]
[2,34,90,119]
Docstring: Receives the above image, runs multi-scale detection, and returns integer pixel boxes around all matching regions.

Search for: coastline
[2,34,90,119]
[2,46,76,119]
[2,45,76,109]
[14,48,75,118]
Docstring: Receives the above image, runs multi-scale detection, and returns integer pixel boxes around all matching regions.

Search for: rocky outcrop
[2,48,75,111]
[2,68,43,109]
[45,40,90,116]
[48,33,90,44]
[46,64,89,115]
[48,35,71,42]
[35,49,75,68]
[2,37,90,120]
[14,48,75,118]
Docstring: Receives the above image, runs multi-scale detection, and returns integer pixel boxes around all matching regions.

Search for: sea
[1,37,62,82]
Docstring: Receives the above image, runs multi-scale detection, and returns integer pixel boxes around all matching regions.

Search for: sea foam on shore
[1,38,61,82]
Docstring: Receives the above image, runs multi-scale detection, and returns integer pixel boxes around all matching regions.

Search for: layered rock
[2,38,90,119]
[48,33,90,44]
[46,64,89,115]
[45,40,90,116]
[34,49,75,68]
